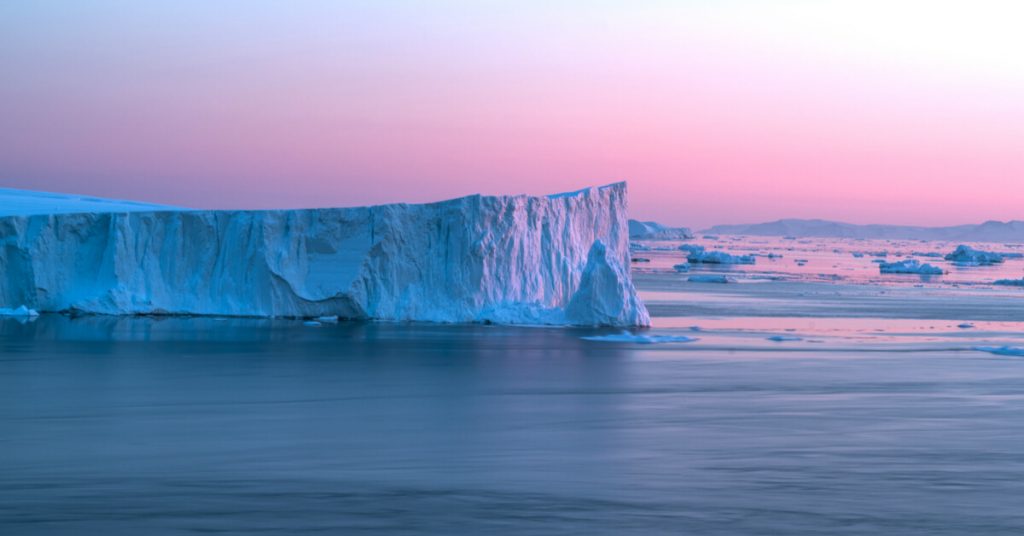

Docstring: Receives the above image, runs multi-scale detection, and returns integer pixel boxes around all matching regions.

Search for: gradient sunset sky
[2,1,1022,228]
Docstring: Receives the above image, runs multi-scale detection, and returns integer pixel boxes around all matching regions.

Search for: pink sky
[1,1,1022,228]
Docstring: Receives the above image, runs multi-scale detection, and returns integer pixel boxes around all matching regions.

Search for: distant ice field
[618,234,1024,355]
[633,235,1024,286]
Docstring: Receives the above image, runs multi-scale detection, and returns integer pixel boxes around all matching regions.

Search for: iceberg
[686,249,756,265]
[0,183,649,326]
[944,245,1004,266]
[878,259,943,275]
[629,242,651,251]
[679,244,705,254]
[994,278,1024,287]
[628,220,693,240]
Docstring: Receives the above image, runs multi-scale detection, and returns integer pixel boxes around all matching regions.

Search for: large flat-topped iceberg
[0,183,649,326]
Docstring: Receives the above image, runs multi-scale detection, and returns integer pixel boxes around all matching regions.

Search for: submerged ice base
[0,183,649,326]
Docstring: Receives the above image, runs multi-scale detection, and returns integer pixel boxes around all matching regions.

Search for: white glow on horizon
[696,0,1024,80]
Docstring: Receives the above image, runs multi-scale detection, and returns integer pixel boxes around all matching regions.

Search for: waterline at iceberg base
[0,183,649,327]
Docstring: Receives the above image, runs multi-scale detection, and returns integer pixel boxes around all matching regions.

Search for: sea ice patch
[974,346,1024,357]
[688,275,733,283]
[582,331,699,344]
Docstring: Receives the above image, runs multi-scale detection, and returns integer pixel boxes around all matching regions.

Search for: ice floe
[582,331,699,344]
[974,346,1024,357]
[688,275,733,283]
[0,305,40,317]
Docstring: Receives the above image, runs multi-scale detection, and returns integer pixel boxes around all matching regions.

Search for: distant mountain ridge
[703,218,1024,243]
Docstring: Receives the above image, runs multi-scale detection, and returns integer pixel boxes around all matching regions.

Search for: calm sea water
[4,314,1024,535]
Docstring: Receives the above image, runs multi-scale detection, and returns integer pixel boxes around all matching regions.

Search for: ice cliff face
[0,183,649,326]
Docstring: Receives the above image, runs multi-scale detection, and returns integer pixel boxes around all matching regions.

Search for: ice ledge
[0,183,649,327]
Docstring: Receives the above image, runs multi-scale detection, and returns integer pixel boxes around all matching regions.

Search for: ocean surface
[4,235,1024,535]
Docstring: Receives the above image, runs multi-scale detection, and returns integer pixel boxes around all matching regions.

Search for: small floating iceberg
[957,323,975,329]
[0,305,39,317]
[766,335,803,342]
[974,346,1024,357]
[994,278,1024,287]
[879,259,943,275]
[678,244,705,254]
[944,245,1003,266]
[673,263,691,272]
[629,242,651,251]
[582,331,699,344]
[686,249,756,265]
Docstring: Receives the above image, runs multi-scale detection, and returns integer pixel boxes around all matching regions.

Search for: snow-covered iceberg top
[0,183,649,326]
[0,187,178,216]
[944,245,1004,266]
[878,259,943,275]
